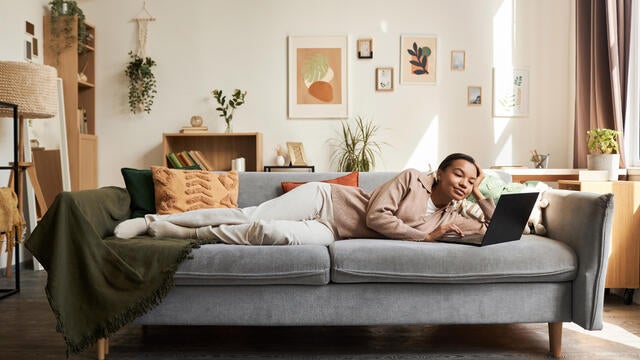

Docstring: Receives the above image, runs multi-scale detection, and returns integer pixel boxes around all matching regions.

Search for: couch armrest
[543,189,614,330]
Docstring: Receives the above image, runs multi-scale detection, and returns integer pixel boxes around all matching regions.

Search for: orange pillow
[151,166,239,214]
[281,172,359,193]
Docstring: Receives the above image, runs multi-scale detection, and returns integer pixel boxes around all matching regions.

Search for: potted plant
[48,0,89,59]
[212,88,247,133]
[125,51,157,114]
[330,116,385,172]
[586,128,620,180]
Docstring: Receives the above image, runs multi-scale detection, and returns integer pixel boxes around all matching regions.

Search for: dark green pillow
[121,168,155,218]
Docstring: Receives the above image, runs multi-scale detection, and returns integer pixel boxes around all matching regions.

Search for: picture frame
[467,86,482,106]
[493,68,529,117]
[286,142,308,166]
[400,35,437,84]
[451,50,465,71]
[288,36,349,119]
[357,38,373,59]
[25,40,32,61]
[375,67,394,91]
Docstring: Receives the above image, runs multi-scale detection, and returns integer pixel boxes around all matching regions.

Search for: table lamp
[0,61,58,276]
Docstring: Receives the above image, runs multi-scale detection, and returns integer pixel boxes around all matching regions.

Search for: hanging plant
[125,51,158,114]
[48,0,89,57]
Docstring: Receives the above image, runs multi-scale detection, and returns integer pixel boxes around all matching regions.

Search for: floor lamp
[0,61,58,277]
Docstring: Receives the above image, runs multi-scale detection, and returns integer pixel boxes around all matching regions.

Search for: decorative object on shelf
[126,0,157,114]
[286,142,308,166]
[330,116,385,172]
[47,0,89,61]
[400,35,437,84]
[493,67,529,117]
[288,36,348,118]
[231,157,246,172]
[586,128,620,180]
[451,50,465,71]
[357,38,373,59]
[375,67,393,91]
[190,115,203,127]
[125,51,157,114]
[529,150,550,169]
[275,145,286,166]
[211,88,247,133]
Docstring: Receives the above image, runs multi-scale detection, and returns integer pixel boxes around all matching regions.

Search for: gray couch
[128,171,613,358]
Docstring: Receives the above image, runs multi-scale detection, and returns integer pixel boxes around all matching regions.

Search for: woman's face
[436,159,478,201]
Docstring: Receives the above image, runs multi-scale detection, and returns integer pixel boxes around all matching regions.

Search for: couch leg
[97,337,108,360]
[548,322,562,358]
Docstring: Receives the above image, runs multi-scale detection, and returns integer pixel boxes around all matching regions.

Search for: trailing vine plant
[48,0,89,60]
[125,51,157,114]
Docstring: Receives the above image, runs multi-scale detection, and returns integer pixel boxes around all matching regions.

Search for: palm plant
[331,116,384,172]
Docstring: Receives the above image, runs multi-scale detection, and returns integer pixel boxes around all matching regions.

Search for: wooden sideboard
[557,180,640,299]
[496,168,628,183]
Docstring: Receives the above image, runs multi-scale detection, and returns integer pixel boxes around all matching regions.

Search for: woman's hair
[437,153,478,175]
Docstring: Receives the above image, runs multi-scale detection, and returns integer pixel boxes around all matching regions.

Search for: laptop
[436,192,539,246]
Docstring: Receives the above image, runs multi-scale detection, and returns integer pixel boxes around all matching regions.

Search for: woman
[115,153,494,244]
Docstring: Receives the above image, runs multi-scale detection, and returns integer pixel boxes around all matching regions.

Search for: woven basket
[0,61,58,119]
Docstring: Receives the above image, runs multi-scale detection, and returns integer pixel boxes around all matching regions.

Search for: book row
[166,150,213,170]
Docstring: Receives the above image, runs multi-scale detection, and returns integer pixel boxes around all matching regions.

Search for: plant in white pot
[586,128,620,180]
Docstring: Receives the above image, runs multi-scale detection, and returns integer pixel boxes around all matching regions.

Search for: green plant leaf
[302,53,329,83]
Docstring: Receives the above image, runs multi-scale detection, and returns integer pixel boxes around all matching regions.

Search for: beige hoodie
[330,168,495,241]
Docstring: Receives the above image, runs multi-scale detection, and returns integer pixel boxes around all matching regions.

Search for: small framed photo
[286,141,309,166]
[375,67,394,91]
[451,50,465,71]
[468,86,482,106]
[25,40,32,61]
[357,38,373,59]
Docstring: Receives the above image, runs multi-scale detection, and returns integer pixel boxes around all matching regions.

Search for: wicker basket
[0,61,58,119]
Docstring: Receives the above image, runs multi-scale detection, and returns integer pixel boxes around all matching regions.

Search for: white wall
[48,0,571,188]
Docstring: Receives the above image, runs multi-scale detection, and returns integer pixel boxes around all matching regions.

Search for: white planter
[587,154,620,181]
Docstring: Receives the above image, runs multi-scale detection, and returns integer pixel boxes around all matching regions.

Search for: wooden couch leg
[548,322,562,358]
[97,338,107,360]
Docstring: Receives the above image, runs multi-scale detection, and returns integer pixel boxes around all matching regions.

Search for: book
[176,151,193,167]
[180,126,208,133]
[166,152,182,168]
[193,150,213,171]
[187,150,207,170]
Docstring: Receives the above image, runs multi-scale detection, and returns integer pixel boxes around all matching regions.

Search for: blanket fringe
[48,239,203,357]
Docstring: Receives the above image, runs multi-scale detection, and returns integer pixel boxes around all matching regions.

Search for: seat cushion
[330,236,577,284]
[175,244,330,285]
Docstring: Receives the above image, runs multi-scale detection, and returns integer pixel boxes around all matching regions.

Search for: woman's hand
[472,163,486,200]
[423,224,464,242]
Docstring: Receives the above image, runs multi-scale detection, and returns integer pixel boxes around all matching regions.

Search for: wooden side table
[558,180,640,303]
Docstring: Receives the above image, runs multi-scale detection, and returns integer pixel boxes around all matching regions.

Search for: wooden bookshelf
[44,16,97,190]
[162,132,263,171]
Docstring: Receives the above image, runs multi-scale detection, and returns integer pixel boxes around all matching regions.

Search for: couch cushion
[175,244,330,285]
[330,236,577,284]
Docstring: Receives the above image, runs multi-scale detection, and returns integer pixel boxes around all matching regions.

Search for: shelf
[163,132,263,171]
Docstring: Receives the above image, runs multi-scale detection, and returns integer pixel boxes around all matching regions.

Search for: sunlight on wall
[492,0,515,165]
[379,20,389,33]
[404,115,439,171]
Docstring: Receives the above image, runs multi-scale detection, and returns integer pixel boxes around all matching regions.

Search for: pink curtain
[574,0,631,168]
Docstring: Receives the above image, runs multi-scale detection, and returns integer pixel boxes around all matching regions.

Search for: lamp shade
[0,61,58,119]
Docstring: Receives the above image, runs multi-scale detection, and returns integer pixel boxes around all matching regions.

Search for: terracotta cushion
[281,172,359,193]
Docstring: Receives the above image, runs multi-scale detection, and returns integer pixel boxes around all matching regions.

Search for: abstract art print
[493,68,529,117]
[288,36,348,118]
[400,35,437,84]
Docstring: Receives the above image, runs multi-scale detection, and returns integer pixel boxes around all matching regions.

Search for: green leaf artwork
[302,53,329,84]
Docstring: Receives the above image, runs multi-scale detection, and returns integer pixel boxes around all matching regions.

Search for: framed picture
[493,68,529,117]
[288,36,349,119]
[467,86,482,106]
[25,40,32,61]
[400,35,437,84]
[451,50,465,71]
[286,142,308,166]
[375,67,394,91]
[357,38,373,59]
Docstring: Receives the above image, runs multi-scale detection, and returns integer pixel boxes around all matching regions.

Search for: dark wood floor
[1,270,640,359]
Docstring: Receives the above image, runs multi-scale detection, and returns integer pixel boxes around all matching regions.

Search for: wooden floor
[1,270,640,359]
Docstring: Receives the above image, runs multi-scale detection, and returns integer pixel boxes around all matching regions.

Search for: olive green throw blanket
[25,187,200,355]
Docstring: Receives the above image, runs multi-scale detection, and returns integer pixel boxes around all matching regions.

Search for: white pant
[146,182,336,245]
